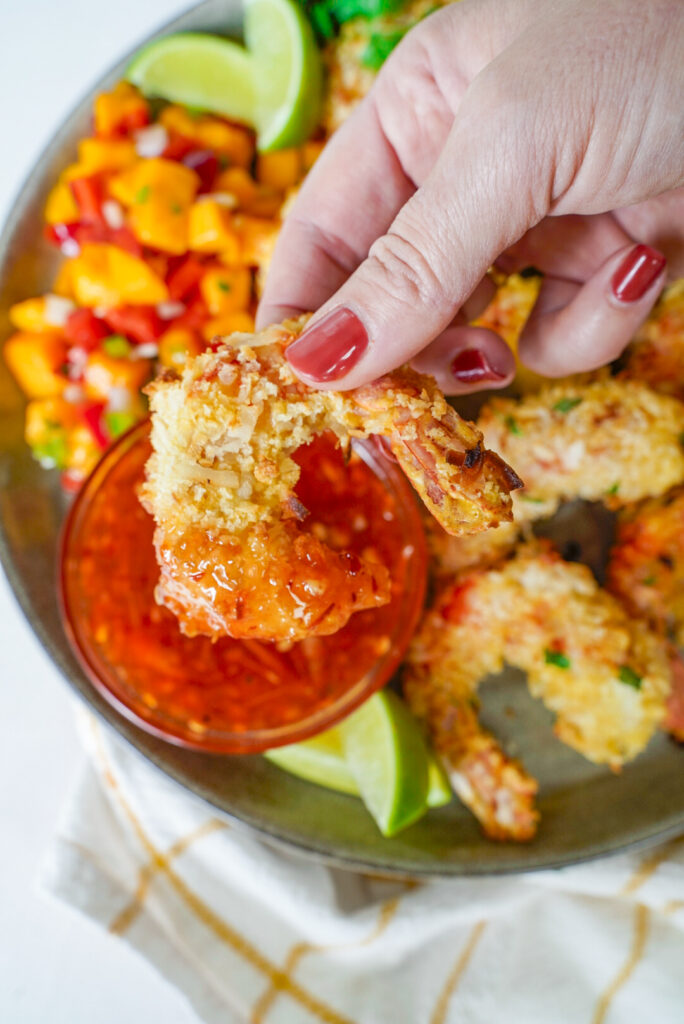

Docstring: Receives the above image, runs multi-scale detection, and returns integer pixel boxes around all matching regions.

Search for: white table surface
[0,2,208,1021]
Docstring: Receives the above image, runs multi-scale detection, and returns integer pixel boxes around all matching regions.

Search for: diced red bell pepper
[114,106,150,137]
[166,255,205,301]
[69,177,105,224]
[162,133,196,162]
[171,297,209,332]
[82,402,109,449]
[64,308,109,350]
[45,221,143,257]
[104,306,163,346]
[60,469,85,493]
[181,149,219,192]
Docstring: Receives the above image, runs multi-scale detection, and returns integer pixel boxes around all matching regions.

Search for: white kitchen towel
[40,713,684,1024]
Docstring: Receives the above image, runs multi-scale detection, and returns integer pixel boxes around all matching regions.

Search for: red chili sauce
[63,433,421,747]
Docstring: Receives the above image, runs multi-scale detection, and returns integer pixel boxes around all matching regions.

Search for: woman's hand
[257,0,684,393]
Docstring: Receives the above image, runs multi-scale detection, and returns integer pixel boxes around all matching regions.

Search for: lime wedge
[244,0,323,151]
[264,729,358,794]
[125,0,323,151]
[126,34,256,126]
[340,690,430,837]
[266,725,452,812]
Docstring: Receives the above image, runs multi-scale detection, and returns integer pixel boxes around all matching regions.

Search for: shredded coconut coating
[620,281,684,401]
[142,317,520,642]
[479,378,684,519]
[404,544,672,839]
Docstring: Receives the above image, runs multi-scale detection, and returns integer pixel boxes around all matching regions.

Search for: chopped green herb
[553,397,583,414]
[135,185,150,204]
[361,29,407,69]
[217,280,232,293]
[642,575,657,586]
[218,154,230,170]
[521,495,545,504]
[606,482,620,496]
[505,414,522,436]
[170,202,182,214]
[544,649,571,669]
[309,3,336,38]
[618,665,642,690]
[103,335,132,359]
[679,431,684,447]
[105,410,137,439]
[31,436,68,469]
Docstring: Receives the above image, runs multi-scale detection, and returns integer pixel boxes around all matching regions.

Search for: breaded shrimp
[424,516,520,577]
[478,378,684,519]
[620,281,684,400]
[142,317,521,643]
[607,488,684,648]
[403,543,671,839]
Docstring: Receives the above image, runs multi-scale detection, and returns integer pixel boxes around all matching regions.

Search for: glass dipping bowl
[59,421,428,754]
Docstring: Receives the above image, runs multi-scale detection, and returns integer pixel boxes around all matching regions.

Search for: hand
[257,0,684,393]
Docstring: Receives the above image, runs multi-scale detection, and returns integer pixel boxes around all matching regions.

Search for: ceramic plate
[1,0,683,877]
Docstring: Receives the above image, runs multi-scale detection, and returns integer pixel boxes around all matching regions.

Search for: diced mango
[9,298,51,333]
[159,107,254,167]
[200,267,251,315]
[4,332,67,398]
[158,327,204,369]
[53,261,76,300]
[94,82,149,138]
[70,244,169,307]
[188,201,240,257]
[62,139,137,181]
[66,423,101,478]
[201,311,255,342]
[44,181,80,225]
[213,167,259,207]
[302,140,325,172]
[231,216,280,267]
[25,397,79,468]
[109,158,199,208]
[129,200,188,254]
[82,350,152,401]
[256,149,302,191]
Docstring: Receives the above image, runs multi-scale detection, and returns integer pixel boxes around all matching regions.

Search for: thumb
[286,81,546,389]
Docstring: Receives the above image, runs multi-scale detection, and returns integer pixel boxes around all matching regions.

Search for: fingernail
[451,348,507,384]
[611,244,666,302]
[286,308,369,382]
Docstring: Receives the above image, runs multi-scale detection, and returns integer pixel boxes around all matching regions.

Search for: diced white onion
[63,384,85,404]
[106,386,133,413]
[92,306,109,319]
[66,345,88,370]
[196,191,238,209]
[156,301,186,320]
[102,199,125,230]
[44,294,75,327]
[131,342,159,359]
[134,124,169,159]
[60,238,80,258]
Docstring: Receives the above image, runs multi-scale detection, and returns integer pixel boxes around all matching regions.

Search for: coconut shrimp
[403,543,671,840]
[620,281,684,400]
[478,378,684,520]
[142,317,521,643]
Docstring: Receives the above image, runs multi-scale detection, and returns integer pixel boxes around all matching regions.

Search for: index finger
[256,95,415,329]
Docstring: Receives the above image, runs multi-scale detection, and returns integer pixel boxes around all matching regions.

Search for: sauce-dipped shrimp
[142,317,521,643]
[478,378,684,519]
[403,544,671,839]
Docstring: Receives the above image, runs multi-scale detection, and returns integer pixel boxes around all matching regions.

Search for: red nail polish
[611,244,666,302]
[286,308,369,382]
[451,348,506,384]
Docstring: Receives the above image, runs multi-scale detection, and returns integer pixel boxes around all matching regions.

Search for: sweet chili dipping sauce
[60,424,427,752]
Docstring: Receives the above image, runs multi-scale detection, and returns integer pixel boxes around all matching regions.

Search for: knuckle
[366,228,450,312]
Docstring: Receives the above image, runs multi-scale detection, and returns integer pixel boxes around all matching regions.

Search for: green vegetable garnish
[103,335,132,358]
[505,414,522,436]
[361,29,407,69]
[105,410,138,439]
[642,575,657,586]
[135,185,150,204]
[217,280,232,292]
[545,649,571,669]
[553,397,583,414]
[521,495,545,504]
[169,202,182,214]
[618,666,642,690]
[31,436,68,469]
[606,482,620,496]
